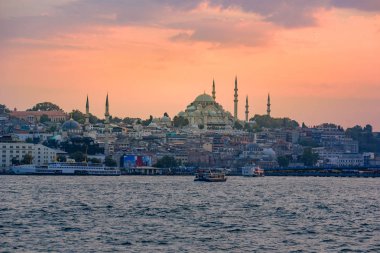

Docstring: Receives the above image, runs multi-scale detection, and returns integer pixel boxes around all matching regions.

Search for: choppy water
[0,176,379,252]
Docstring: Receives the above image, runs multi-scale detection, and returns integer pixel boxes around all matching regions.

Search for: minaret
[105,93,110,124]
[267,93,271,117]
[245,96,249,122]
[85,95,90,126]
[212,79,216,101]
[234,76,238,121]
[104,93,110,155]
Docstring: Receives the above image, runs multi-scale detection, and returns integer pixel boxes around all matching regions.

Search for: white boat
[242,165,264,177]
[11,162,121,176]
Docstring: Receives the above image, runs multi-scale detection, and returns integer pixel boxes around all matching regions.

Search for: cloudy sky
[1,0,379,129]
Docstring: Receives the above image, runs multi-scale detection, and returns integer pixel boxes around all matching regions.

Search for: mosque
[178,77,271,130]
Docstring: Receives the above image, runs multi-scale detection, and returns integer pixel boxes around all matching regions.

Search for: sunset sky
[1,0,380,129]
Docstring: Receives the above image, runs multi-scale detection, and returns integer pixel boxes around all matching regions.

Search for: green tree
[155,156,177,168]
[11,157,20,165]
[71,109,85,124]
[57,155,67,162]
[173,116,189,128]
[277,156,290,167]
[89,113,99,124]
[105,156,117,167]
[70,151,86,162]
[250,114,299,129]
[346,124,379,152]
[27,102,62,111]
[0,104,10,114]
[89,158,102,164]
[142,115,153,126]
[39,114,50,123]
[301,148,319,166]
[164,112,169,117]
[21,154,33,164]
[234,121,243,130]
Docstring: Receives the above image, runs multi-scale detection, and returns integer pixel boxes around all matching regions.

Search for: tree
[173,116,189,128]
[155,156,177,168]
[57,155,67,162]
[89,158,102,164]
[250,114,299,129]
[277,156,290,167]
[71,109,85,124]
[11,157,20,165]
[198,124,204,129]
[110,116,122,124]
[40,114,50,123]
[123,117,139,124]
[27,102,62,111]
[142,115,153,126]
[164,112,169,117]
[89,113,99,124]
[70,151,86,162]
[346,124,379,152]
[21,154,33,164]
[234,121,243,130]
[105,156,117,167]
[0,104,10,114]
[301,148,319,166]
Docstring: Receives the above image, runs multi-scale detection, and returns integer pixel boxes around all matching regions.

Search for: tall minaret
[245,95,249,122]
[267,93,271,117]
[85,95,90,125]
[105,93,110,125]
[212,79,216,100]
[104,93,110,155]
[234,76,238,121]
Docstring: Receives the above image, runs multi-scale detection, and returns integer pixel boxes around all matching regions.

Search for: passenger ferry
[11,162,121,176]
[194,169,227,182]
[242,165,265,177]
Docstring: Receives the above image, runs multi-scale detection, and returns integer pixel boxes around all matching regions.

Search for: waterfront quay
[264,166,380,177]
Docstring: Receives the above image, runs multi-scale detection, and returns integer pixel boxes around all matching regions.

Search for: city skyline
[1,1,380,130]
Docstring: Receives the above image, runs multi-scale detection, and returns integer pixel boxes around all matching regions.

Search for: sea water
[0,176,379,252]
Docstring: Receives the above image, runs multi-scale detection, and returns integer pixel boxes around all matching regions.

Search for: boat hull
[194,178,227,182]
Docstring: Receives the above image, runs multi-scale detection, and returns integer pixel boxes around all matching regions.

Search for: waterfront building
[0,142,64,168]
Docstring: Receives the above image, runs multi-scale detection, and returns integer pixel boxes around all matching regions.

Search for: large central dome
[194,93,214,103]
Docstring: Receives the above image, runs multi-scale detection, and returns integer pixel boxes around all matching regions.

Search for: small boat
[242,165,265,177]
[194,169,227,182]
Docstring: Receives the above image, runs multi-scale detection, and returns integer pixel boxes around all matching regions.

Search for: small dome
[61,118,81,131]
[194,93,214,103]
[161,116,171,122]
[187,105,196,112]
[263,148,276,157]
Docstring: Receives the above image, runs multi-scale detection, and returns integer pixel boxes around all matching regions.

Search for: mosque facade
[177,79,237,130]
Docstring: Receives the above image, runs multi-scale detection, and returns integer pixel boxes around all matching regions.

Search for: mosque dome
[194,93,214,103]
[263,148,276,158]
[61,118,81,131]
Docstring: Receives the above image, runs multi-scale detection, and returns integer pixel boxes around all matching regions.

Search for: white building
[0,142,63,168]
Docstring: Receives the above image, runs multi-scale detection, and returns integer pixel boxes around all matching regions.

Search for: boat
[242,165,264,177]
[194,169,227,182]
[11,162,121,176]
